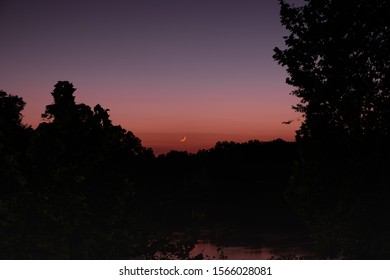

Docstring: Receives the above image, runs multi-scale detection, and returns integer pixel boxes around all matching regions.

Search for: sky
[0,0,304,154]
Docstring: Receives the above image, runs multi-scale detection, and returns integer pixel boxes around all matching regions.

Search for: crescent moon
[180,136,187,142]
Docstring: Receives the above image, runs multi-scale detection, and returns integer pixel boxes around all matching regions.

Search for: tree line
[3,0,389,259]
[0,82,300,259]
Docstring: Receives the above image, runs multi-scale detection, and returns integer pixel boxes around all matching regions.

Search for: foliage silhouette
[274,0,390,258]
[199,139,301,230]
[1,81,306,259]
[274,0,390,142]
[0,82,195,259]
[0,91,31,194]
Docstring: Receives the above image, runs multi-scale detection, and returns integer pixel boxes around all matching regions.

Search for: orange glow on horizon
[22,100,301,155]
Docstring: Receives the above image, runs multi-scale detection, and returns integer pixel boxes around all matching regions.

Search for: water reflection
[190,229,312,260]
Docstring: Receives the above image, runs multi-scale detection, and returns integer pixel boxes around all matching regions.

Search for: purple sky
[0,0,304,154]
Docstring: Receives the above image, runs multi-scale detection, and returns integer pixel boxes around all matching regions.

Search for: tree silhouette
[0,82,309,259]
[274,0,390,142]
[0,82,172,259]
[0,90,33,258]
[0,90,31,194]
[274,0,390,258]
[0,90,26,127]
[31,81,158,258]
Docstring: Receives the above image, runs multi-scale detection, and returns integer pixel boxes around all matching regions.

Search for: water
[190,229,312,260]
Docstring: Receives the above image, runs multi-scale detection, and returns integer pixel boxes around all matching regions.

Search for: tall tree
[274,0,390,258]
[30,81,152,258]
